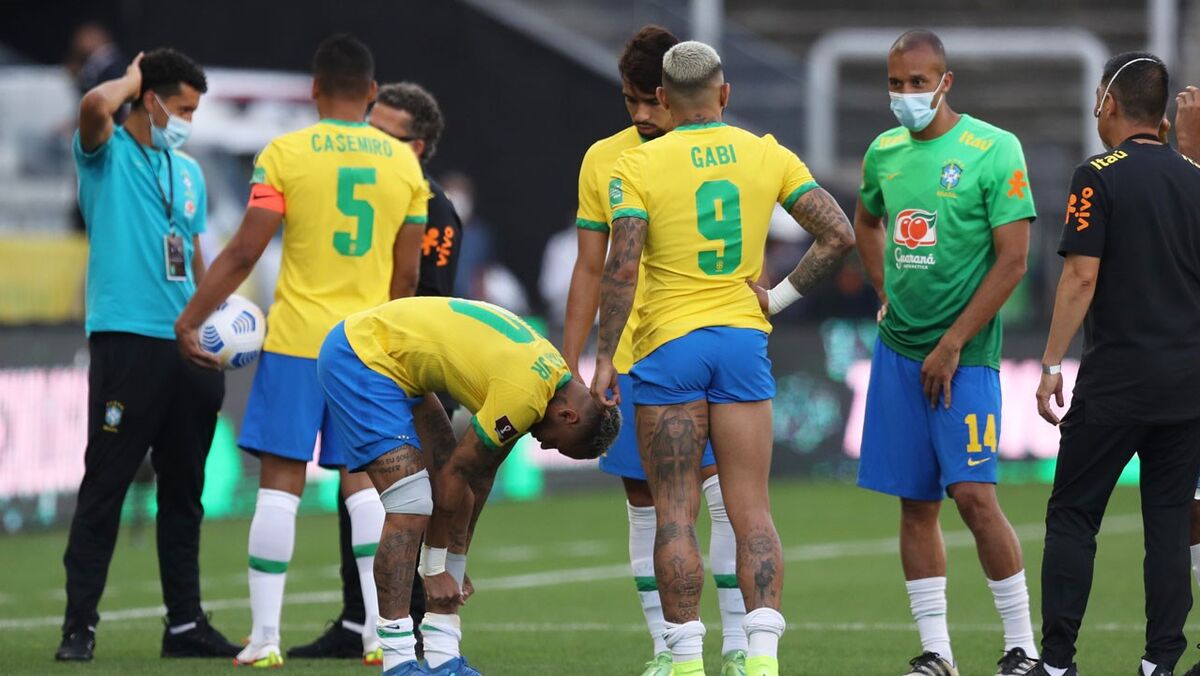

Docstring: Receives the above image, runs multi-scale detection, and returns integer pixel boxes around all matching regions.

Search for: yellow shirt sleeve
[576,145,609,233]
[250,140,286,193]
[610,151,648,222]
[403,176,431,225]
[469,380,545,450]
[774,138,819,211]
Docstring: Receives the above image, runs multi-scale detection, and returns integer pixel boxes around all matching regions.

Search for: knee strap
[379,469,433,516]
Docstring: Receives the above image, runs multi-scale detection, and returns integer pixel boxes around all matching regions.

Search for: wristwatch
[1042,363,1062,375]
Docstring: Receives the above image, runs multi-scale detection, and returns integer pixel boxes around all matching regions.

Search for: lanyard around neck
[134,139,175,234]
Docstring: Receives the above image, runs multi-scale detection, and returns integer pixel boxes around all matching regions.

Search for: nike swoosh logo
[885,172,901,180]
[967,457,992,467]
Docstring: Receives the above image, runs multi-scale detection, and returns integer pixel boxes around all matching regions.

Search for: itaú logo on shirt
[894,209,938,250]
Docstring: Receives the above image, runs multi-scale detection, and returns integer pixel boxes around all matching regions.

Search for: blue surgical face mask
[149,93,191,150]
[889,73,947,132]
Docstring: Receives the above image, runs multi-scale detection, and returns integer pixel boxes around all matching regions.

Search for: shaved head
[662,40,724,98]
[891,29,947,70]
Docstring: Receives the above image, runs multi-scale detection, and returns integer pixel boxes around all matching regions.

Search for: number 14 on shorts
[964,413,997,465]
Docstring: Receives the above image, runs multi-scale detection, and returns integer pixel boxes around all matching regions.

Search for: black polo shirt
[1058,135,1200,424]
[416,178,463,297]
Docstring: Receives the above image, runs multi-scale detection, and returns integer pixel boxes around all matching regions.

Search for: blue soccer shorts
[857,337,1002,501]
[316,322,425,472]
[597,373,717,480]
[630,327,775,405]
[239,350,348,468]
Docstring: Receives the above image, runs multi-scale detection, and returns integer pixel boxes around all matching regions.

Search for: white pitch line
[0,513,1145,631]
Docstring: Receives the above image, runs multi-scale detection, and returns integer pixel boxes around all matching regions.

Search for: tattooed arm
[591,216,647,407]
[781,187,856,293]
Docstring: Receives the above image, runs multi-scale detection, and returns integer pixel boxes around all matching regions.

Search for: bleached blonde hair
[662,40,723,93]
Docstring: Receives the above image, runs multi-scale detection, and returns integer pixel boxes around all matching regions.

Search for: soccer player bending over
[564,25,748,676]
[317,296,620,676]
[593,41,854,676]
[854,30,1038,676]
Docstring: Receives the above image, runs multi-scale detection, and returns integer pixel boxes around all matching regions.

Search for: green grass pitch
[0,481,1187,675]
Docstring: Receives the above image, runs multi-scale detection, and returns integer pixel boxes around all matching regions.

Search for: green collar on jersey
[675,121,727,131]
[319,118,369,127]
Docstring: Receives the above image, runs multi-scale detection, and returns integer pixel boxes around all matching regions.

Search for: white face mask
[148,93,191,150]
[889,72,947,132]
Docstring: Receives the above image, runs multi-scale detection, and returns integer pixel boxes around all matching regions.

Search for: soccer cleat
[1022,662,1078,676]
[234,641,283,668]
[997,647,1039,675]
[363,640,384,666]
[426,656,481,675]
[640,651,673,676]
[1140,664,1173,676]
[904,652,959,676]
[55,627,95,662]
[745,654,779,676]
[671,658,706,676]
[383,659,431,675]
[723,649,748,676]
[161,613,241,658]
[286,618,362,659]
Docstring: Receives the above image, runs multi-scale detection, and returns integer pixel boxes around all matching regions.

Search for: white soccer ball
[199,294,266,370]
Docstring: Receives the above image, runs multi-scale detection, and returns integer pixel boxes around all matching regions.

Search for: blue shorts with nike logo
[858,336,1001,501]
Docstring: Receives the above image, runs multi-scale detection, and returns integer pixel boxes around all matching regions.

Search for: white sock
[421,612,462,668]
[663,620,706,663]
[1191,543,1200,589]
[987,570,1038,658]
[1044,666,1068,676]
[743,607,785,659]
[907,576,953,665]
[704,475,748,655]
[345,488,385,649]
[1143,659,1158,676]
[628,502,668,654]
[447,552,467,587]
[377,616,417,670]
[247,488,299,644]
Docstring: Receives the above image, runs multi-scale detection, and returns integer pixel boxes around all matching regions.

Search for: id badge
[164,234,187,281]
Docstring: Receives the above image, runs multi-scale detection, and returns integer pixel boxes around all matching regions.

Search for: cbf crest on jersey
[940,162,963,190]
[103,400,124,433]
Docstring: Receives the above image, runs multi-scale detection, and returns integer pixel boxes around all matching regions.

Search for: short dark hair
[891,29,947,66]
[1101,51,1169,125]
[581,405,622,460]
[136,48,206,107]
[376,82,445,161]
[619,25,679,94]
[313,33,374,99]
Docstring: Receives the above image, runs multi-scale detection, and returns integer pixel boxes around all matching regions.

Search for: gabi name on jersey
[309,131,395,157]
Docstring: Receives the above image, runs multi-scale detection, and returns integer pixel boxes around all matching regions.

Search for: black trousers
[1041,399,1200,669]
[62,332,224,631]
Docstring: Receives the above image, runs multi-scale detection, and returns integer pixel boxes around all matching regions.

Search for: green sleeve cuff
[403,215,428,225]
[575,217,610,233]
[612,208,648,222]
[781,181,820,211]
[469,416,502,451]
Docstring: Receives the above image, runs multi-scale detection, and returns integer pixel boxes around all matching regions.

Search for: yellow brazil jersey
[250,118,430,358]
[343,297,571,450]
[610,121,818,361]
[576,125,646,372]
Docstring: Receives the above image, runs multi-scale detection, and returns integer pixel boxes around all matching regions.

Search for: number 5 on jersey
[334,167,376,257]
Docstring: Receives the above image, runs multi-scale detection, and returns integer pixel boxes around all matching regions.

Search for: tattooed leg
[636,401,709,623]
[365,444,429,619]
[708,400,783,611]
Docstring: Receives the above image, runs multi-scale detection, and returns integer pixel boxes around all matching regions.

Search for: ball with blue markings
[199,294,266,370]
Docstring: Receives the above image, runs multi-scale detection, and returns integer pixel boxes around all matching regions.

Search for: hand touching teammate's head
[659,41,728,123]
[618,25,679,139]
[531,379,622,461]
[312,33,377,105]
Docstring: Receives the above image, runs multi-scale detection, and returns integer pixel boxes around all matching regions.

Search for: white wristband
[418,545,448,578]
[446,552,467,587]
[766,279,803,315]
